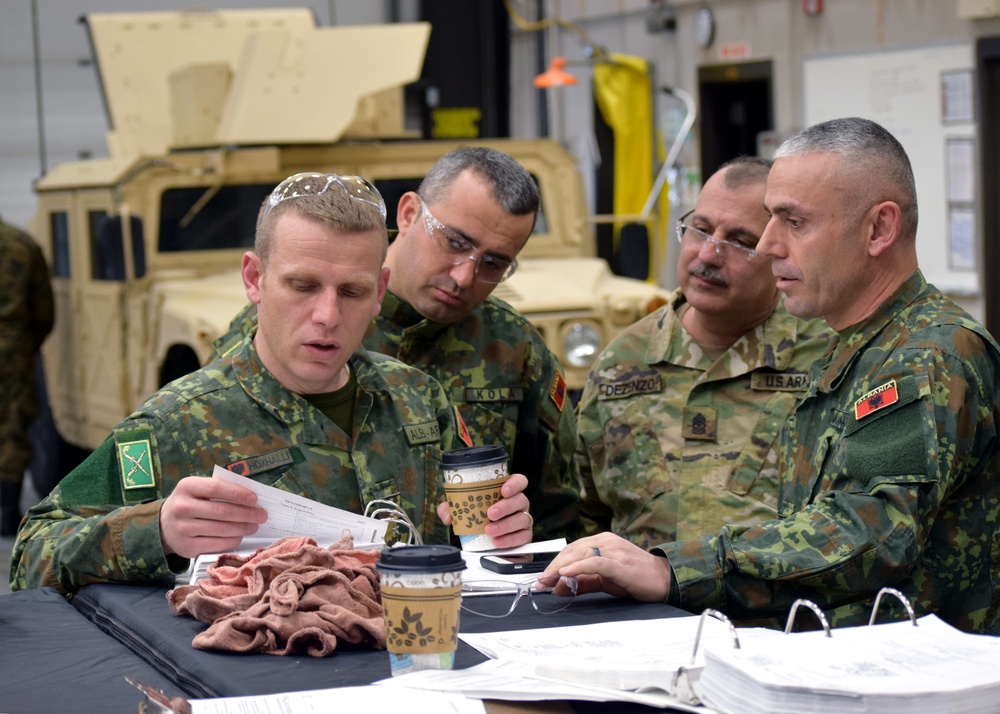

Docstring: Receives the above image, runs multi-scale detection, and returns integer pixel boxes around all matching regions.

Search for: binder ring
[669,608,739,706]
[868,586,917,626]
[364,499,423,545]
[784,598,832,636]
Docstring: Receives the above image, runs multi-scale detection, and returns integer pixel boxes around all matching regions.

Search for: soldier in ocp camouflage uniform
[543,118,1000,635]
[577,158,830,550]
[11,171,534,594]
[214,148,579,541]
[0,218,54,536]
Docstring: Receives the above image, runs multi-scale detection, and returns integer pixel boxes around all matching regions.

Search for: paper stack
[698,614,1000,714]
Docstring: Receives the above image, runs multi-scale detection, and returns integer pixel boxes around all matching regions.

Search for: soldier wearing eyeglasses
[547,118,1000,636]
[375,148,579,542]
[11,172,535,594]
[214,148,580,543]
[575,157,831,550]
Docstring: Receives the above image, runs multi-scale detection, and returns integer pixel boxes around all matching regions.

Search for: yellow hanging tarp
[592,54,653,262]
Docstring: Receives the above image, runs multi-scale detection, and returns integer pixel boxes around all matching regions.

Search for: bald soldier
[576,157,830,549]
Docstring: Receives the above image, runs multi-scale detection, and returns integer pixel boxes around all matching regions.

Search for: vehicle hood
[151,268,251,357]
[492,258,668,314]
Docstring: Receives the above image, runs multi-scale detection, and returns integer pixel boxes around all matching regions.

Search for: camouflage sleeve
[574,370,613,537]
[512,341,581,541]
[658,336,997,622]
[26,238,54,350]
[10,438,176,594]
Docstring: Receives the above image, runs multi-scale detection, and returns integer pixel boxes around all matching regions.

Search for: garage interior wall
[2,0,999,321]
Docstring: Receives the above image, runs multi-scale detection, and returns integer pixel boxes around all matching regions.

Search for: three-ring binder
[669,587,918,706]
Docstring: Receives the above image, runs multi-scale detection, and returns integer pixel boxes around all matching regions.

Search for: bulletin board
[804,44,979,296]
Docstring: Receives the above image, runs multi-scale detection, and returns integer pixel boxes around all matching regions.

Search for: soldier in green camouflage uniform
[0,218,54,536]
[544,118,1000,635]
[11,172,533,594]
[577,158,831,550]
[214,148,580,541]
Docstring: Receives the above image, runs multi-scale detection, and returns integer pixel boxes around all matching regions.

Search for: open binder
[681,589,1000,714]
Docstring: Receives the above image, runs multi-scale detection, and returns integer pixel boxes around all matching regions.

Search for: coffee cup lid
[440,445,508,469]
[376,544,467,572]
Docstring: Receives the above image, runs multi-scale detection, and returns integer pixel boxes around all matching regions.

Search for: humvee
[30,9,670,479]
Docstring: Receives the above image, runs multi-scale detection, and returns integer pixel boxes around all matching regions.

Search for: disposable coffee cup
[376,545,466,676]
[441,445,510,551]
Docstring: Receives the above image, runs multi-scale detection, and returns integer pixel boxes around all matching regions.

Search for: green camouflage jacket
[213,292,581,541]
[0,221,55,445]
[659,272,1000,634]
[11,338,456,594]
[365,291,579,541]
[577,290,831,548]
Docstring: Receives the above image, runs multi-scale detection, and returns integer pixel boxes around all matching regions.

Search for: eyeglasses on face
[419,197,518,284]
[262,172,387,222]
[675,210,761,261]
[460,574,578,618]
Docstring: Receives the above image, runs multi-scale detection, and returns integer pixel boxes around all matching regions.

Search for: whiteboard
[804,44,979,296]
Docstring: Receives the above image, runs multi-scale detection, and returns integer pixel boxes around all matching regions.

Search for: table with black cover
[70,582,694,711]
[0,587,184,714]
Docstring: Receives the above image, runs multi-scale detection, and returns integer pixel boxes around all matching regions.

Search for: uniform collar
[646,289,807,374]
[815,270,926,393]
[230,330,385,440]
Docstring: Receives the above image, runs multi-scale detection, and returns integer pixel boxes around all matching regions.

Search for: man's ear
[242,251,264,304]
[373,266,390,318]
[867,201,903,257]
[395,192,422,237]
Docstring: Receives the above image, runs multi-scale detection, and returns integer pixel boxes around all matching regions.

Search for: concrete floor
[0,473,41,596]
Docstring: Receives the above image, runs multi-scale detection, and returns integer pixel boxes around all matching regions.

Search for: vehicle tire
[28,360,90,498]
[158,344,202,387]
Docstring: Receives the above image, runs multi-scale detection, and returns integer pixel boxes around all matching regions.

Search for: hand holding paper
[211,466,388,545]
[172,466,393,586]
[160,470,269,558]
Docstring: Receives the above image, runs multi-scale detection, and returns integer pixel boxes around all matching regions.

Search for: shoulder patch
[549,370,567,412]
[854,380,899,420]
[455,406,473,447]
[118,439,155,490]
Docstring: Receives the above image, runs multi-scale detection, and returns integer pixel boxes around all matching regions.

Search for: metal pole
[31,0,47,175]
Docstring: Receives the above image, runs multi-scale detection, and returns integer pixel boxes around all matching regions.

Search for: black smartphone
[480,551,560,575]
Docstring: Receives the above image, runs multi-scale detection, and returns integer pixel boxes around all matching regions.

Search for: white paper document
[373,659,705,710]
[212,465,389,545]
[189,684,484,714]
[388,615,776,710]
[176,466,390,585]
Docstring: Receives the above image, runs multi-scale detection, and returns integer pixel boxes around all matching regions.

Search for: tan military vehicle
[30,9,669,477]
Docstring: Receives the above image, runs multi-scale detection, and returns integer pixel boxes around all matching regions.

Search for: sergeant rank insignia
[118,439,155,490]
[854,380,898,420]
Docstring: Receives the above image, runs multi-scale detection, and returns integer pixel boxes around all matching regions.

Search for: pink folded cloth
[167,535,385,656]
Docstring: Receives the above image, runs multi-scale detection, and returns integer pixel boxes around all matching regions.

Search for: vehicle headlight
[562,321,602,368]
